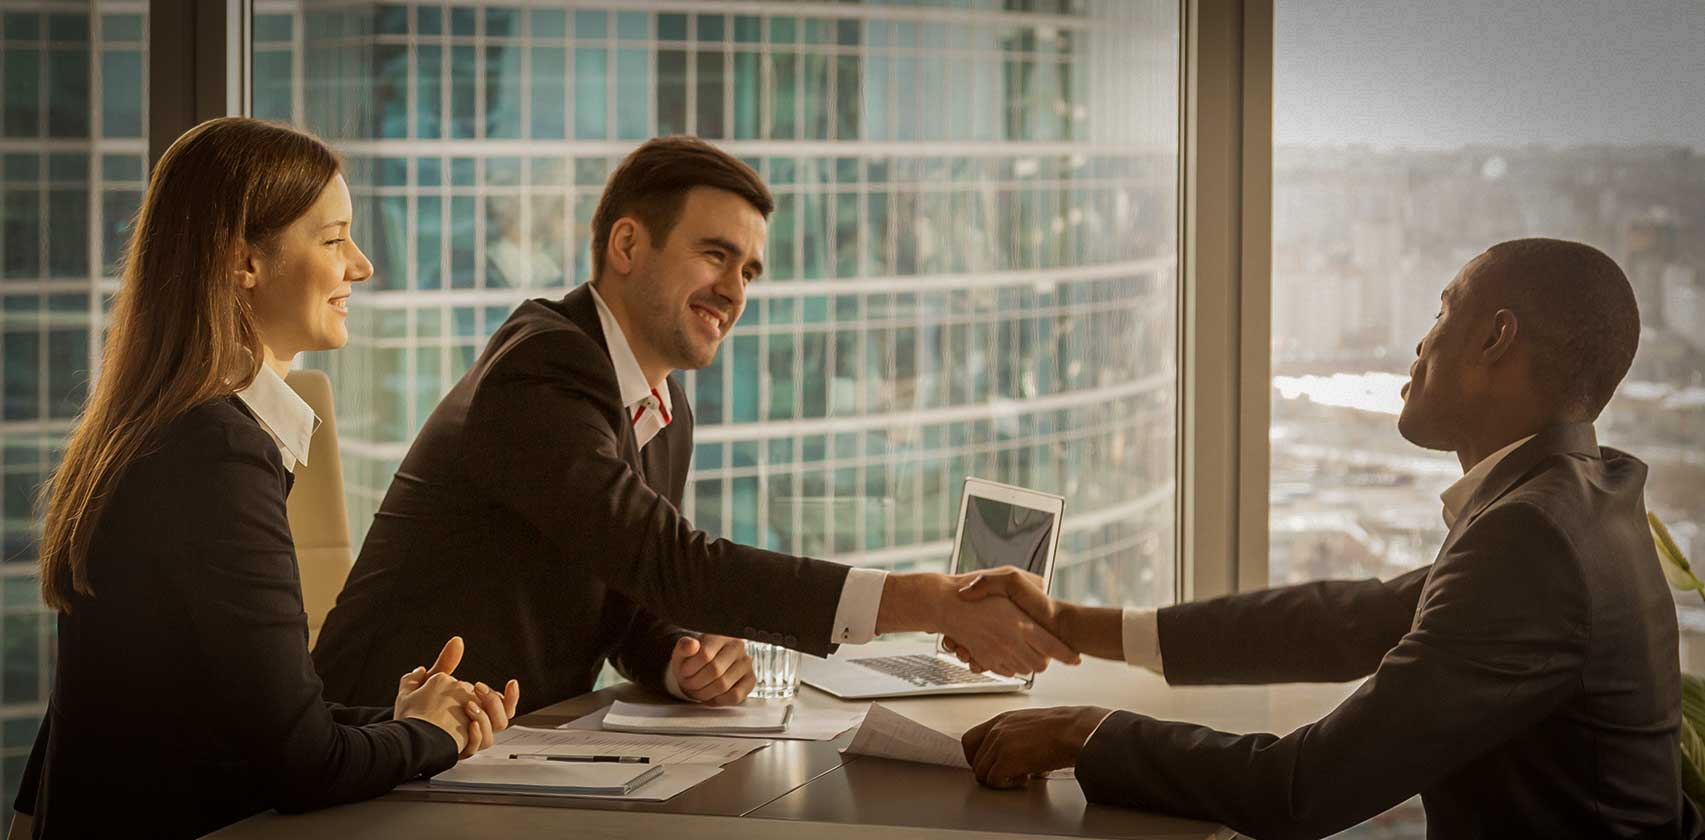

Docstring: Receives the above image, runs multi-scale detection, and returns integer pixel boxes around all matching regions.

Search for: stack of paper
[408,726,763,802]
[495,725,768,765]
[561,704,866,741]
[601,700,792,735]
[432,761,664,795]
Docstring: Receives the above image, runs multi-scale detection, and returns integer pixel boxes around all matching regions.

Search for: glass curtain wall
[0,1,146,823]
[253,0,1182,608]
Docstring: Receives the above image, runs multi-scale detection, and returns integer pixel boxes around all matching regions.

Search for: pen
[508,753,651,764]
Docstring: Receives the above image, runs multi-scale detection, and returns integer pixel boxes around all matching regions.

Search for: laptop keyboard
[851,655,1001,687]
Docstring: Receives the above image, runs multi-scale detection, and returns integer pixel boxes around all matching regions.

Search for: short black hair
[1470,238,1640,421]
[590,136,773,283]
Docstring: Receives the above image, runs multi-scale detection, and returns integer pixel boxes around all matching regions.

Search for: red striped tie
[632,388,671,426]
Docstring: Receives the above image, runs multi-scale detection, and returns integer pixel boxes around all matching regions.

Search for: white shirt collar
[1439,434,1536,528]
[588,284,673,448]
[235,364,320,474]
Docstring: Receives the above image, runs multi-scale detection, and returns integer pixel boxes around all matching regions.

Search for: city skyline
[1268,141,1705,603]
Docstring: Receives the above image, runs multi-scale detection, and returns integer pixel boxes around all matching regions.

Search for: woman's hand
[394,636,520,759]
[395,666,475,756]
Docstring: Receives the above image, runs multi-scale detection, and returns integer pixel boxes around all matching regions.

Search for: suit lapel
[1436,422,1601,554]
[556,285,648,475]
[1411,423,1600,629]
[640,420,667,487]
[636,378,690,499]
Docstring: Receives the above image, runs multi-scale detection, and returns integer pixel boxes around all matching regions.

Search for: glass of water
[745,640,801,700]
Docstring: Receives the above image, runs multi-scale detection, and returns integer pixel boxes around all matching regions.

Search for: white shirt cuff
[1121,608,1165,675]
[830,568,888,645]
[1082,708,1122,753]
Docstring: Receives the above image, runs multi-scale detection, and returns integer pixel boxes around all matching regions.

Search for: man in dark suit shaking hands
[313,137,1076,715]
[953,239,1700,838]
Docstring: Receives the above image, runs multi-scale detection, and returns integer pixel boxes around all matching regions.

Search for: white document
[561,704,867,742]
[842,706,1075,779]
[843,703,971,769]
[603,700,790,734]
[493,725,767,766]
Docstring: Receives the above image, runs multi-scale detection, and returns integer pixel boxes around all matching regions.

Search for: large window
[0,0,146,824]
[1271,0,1705,588]
[1272,5,1705,834]
[254,0,1182,609]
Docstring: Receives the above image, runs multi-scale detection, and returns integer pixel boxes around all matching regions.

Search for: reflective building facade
[254,0,1181,605]
[0,2,146,821]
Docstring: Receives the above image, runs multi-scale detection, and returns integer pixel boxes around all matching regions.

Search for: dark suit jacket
[1077,423,1701,839]
[13,397,455,840]
[313,285,851,713]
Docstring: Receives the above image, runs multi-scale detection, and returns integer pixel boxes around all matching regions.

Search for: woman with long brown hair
[9,117,520,839]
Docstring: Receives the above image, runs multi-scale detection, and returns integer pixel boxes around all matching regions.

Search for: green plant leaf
[1682,676,1705,806]
[1652,512,1705,595]
[1664,537,1705,808]
[1684,674,1705,724]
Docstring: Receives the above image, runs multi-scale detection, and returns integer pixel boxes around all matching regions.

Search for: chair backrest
[284,369,353,648]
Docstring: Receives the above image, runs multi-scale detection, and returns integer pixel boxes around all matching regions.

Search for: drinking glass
[745,640,801,700]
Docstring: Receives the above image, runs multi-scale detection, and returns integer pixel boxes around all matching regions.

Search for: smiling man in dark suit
[311,137,1076,716]
[952,238,1700,838]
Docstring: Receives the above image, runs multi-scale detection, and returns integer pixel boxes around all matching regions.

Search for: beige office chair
[284,369,354,648]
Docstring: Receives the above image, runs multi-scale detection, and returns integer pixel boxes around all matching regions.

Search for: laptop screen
[951,495,1057,578]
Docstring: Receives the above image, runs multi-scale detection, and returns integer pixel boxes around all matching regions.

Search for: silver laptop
[801,478,1065,699]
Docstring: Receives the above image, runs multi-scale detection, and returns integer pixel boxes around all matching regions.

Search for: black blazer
[13,397,456,840]
[312,285,851,713]
[1076,424,1701,839]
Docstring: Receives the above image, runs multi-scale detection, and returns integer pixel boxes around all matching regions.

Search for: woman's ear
[234,242,261,291]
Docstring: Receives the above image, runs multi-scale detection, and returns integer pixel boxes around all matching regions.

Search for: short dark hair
[589,136,774,283]
[1472,238,1640,421]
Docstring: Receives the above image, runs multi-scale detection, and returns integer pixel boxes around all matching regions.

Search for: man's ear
[606,218,644,276]
[234,242,261,291]
[1481,308,1519,364]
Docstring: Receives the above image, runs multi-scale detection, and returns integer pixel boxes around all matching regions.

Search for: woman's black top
[13,396,456,838]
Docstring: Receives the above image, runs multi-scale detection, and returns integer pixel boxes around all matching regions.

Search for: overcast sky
[1275,0,1705,149]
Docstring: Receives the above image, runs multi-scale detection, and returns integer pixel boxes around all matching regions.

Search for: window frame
[1177,0,1273,600]
[148,0,248,168]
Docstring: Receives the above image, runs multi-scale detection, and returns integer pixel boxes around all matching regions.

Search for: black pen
[508,753,651,764]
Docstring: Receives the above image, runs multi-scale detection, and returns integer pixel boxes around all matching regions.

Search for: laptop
[801,477,1065,699]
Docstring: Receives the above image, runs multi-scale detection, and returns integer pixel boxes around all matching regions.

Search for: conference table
[212,641,1359,840]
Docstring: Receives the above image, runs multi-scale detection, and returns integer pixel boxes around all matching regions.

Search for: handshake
[878,566,1089,676]
[660,566,1086,710]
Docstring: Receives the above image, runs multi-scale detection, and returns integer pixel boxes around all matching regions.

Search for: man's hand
[953,567,1058,622]
[940,567,1082,673]
[944,569,1125,666]
[878,572,1080,677]
[670,634,756,706]
[961,706,1112,788]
